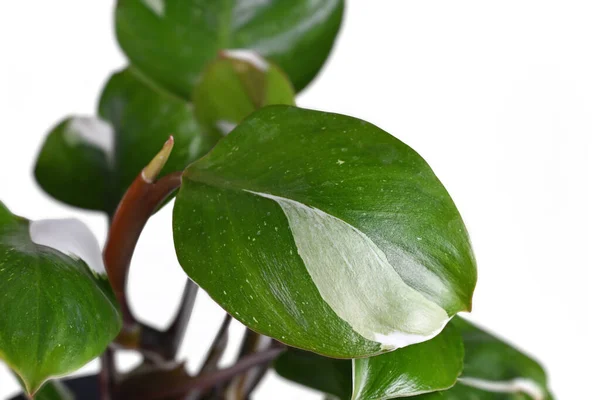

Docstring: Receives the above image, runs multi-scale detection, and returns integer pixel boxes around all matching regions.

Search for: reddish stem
[104,171,182,336]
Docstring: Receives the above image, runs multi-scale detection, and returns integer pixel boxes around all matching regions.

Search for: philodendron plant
[1,1,554,400]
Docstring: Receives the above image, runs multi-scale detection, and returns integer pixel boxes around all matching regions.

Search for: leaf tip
[142,135,174,183]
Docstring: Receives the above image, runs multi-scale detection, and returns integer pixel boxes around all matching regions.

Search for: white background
[1,1,598,398]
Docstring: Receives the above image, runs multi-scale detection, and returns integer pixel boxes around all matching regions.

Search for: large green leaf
[173,106,476,357]
[0,202,121,395]
[115,0,344,98]
[35,68,220,214]
[193,51,296,136]
[275,322,463,400]
[413,317,553,400]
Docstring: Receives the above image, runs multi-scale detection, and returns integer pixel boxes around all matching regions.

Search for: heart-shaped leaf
[275,322,463,400]
[35,68,220,214]
[115,0,344,98]
[173,106,476,358]
[0,202,121,395]
[193,50,296,136]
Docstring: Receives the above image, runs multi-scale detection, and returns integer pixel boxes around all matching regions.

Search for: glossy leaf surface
[116,0,344,98]
[413,317,553,400]
[275,322,463,400]
[35,68,220,214]
[173,106,476,357]
[193,51,296,136]
[0,203,121,395]
[352,322,463,399]
[99,67,220,202]
[34,117,113,212]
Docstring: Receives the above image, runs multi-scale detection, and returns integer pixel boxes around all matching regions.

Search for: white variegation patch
[30,219,105,275]
[247,191,449,350]
[142,0,165,17]
[64,117,114,160]
[216,120,237,136]
[459,377,545,400]
[222,49,269,72]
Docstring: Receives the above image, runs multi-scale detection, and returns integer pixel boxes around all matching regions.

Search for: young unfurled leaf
[115,0,344,98]
[275,322,463,400]
[193,51,296,136]
[35,68,220,214]
[173,105,476,357]
[0,202,121,395]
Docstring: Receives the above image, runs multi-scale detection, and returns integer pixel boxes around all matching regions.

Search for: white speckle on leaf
[221,49,269,71]
[29,218,105,275]
[336,159,345,165]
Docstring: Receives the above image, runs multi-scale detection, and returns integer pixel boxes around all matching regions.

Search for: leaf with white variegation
[274,321,463,399]
[413,318,553,400]
[352,322,463,399]
[193,51,296,136]
[115,0,344,98]
[35,68,220,214]
[173,105,476,357]
[34,117,113,212]
[0,202,121,395]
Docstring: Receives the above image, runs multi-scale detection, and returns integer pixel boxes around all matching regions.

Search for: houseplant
[0,0,554,399]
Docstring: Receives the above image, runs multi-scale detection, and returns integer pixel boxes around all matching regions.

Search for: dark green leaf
[193,51,296,136]
[413,317,553,400]
[34,117,113,212]
[35,68,220,214]
[352,322,463,399]
[115,0,344,98]
[0,202,121,395]
[173,106,476,357]
[275,322,463,400]
[98,67,220,202]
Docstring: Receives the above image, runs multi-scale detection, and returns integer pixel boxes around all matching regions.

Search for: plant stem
[99,348,117,400]
[227,331,273,399]
[164,279,199,359]
[103,138,182,351]
[200,314,233,375]
[135,346,285,400]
